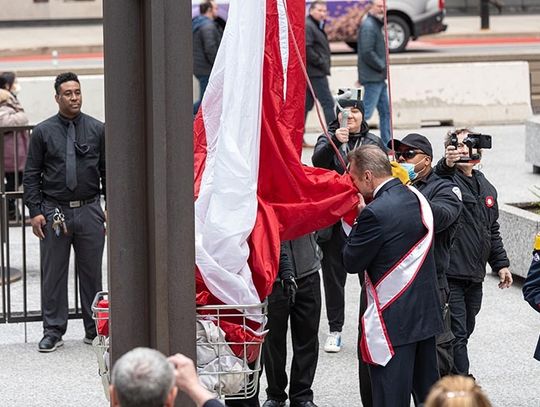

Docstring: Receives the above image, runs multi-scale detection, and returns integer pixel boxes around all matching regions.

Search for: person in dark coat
[262,234,322,407]
[192,0,223,115]
[357,0,391,145]
[0,71,29,220]
[311,97,385,356]
[343,145,443,407]
[305,1,335,128]
[435,128,513,377]
[523,232,540,361]
[392,133,463,377]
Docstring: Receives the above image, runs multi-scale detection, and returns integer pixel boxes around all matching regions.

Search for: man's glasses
[395,150,424,160]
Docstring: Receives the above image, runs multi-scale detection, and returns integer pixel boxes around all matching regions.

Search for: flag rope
[281,0,349,173]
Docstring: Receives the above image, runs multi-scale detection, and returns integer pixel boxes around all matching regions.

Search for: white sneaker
[323,331,342,353]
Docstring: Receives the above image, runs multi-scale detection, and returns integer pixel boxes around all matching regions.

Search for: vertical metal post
[103,1,195,405]
[480,0,490,30]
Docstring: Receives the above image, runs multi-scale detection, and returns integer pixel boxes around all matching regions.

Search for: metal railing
[0,125,83,331]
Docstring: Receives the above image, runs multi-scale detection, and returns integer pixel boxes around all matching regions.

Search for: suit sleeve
[430,183,462,234]
[23,126,44,217]
[343,207,383,274]
[99,123,106,200]
[358,22,386,74]
[523,252,540,313]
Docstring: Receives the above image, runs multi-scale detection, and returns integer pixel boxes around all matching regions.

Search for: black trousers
[370,336,439,407]
[40,199,105,339]
[357,289,373,407]
[448,278,483,376]
[263,273,321,403]
[318,223,347,332]
[304,75,336,125]
[436,287,454,377]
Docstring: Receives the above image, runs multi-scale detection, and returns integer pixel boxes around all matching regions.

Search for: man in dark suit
[523,232,540,361]
[343,145,443,407]
[305,1,335,128]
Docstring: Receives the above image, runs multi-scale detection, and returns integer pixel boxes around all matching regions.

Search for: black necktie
[66,121,77,191]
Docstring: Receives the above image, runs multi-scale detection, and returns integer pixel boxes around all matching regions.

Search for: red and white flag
[193,0,358,310]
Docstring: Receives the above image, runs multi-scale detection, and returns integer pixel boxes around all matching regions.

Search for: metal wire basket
[91,291,110,401]
[196,302,267,400]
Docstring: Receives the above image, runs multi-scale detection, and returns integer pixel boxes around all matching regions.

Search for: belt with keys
[52,207,67,237]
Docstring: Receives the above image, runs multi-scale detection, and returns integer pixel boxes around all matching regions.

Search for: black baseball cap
[388,133,433,158]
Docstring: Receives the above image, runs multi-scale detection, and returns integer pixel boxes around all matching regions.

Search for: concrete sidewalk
[1,124,539,406]
[0,14,538,57]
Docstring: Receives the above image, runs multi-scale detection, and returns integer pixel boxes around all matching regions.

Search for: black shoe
[38,335,64,353]
[262,400,286,407]
[291,402,318,407]
[83,334,96,345]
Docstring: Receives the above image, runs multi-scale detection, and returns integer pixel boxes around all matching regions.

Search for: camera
[449,132,492,162]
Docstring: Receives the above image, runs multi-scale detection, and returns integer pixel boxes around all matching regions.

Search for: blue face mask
[400,162,417,181]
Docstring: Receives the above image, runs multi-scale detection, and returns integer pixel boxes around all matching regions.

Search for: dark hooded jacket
[434,158,510,282]
[192,15,223,76]
[312,100,386,174]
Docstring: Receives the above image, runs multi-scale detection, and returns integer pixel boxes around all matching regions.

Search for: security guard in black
[23,72,106,353]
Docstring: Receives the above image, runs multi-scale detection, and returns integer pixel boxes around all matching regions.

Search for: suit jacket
[523,243,540,361]
[343,178,443,347]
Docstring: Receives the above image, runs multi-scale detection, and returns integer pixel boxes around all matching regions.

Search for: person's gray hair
[112,347,175,407]
[348,145,391,178]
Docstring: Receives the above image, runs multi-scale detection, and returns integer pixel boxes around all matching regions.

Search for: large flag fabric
[194,0,359,309]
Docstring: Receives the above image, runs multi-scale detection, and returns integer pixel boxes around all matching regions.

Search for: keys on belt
[52,207,68,237]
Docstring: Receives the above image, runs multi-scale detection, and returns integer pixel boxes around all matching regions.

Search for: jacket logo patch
[485,195,495,208]
[452,186,462,201]
[534,252,540,263]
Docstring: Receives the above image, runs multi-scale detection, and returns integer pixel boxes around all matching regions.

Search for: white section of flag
[195,0,267,307]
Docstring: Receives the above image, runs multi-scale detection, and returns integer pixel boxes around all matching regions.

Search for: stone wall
[499,203,540,278]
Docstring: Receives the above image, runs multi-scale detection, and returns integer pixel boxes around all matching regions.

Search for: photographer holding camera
[435,128,513,378]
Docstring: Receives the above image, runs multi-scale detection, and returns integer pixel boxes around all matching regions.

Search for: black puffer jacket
[306,15,331,77]
[192,15,223,76]
[312,117,386,174]
[435,159,510,282]
[412,170,463,290]
[277,233,321,281]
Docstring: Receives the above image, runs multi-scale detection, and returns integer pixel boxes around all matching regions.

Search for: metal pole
[480,0,490,30]
[103,1,195,405]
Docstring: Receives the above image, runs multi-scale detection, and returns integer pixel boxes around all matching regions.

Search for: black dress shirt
[23,112,106,217]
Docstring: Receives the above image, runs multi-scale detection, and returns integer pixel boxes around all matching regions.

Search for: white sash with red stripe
[360,186,434,366]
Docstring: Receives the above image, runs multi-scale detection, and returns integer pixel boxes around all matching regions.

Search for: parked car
[192,0,447,53]
[323,0,447,53]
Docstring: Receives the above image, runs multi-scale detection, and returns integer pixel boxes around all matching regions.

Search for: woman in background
[0,71,29,221]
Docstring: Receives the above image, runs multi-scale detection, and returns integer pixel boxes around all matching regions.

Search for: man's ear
[364,169,372,183]
[165,386,179,407]
[110,385,119,407]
